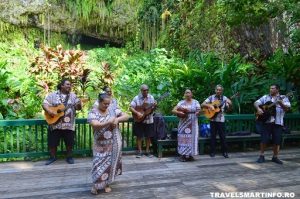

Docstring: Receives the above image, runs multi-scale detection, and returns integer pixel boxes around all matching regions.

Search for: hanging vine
[138,0,162,50]
[52,0,140,41]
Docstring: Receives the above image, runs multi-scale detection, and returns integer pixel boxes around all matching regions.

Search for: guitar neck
[266,102,277,109]
[266,95,285,108]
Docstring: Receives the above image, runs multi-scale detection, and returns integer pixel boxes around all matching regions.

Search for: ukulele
[44,98,88,125]
[256,92,293,122]
[176,109,198,118]
[202,92,239,119]
[132,92,170,123]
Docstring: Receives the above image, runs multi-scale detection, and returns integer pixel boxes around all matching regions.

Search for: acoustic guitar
[202,93,239,119]
[44,104,66,125]
[256,92,293,122]
[132,92,170,123]
[44,98,88,125]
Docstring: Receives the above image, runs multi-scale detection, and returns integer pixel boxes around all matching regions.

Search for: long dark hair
[57,79,70,90]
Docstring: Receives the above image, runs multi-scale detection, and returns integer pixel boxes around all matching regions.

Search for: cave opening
[68,34,124,49]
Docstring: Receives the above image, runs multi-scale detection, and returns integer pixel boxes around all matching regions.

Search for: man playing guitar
[201,85,232,158]
[130,84,157,158]
[42,79,82,165]
[254,84,290,164]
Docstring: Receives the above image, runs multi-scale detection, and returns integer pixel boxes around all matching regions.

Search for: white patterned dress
[87,108,122,190]
[176,99,200,156]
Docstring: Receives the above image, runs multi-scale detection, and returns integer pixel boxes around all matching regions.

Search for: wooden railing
[0,118,134,159]
[0,114,299,159]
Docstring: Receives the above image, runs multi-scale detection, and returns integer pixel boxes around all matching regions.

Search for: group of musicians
[42,79,291,194]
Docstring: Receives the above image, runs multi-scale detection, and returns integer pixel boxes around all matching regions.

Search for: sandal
[91,186,98,195]
[104,186,112,193]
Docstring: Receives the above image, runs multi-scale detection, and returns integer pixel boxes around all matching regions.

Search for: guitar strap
[219,95,224,103]
[57,93,70,123]
[208,95,224,120]
[220,96,225,112]
[211,95,225,108]
[63,94,70,108]
[48,93,70,131]
[209,95,213,103]
[209,95,224,104]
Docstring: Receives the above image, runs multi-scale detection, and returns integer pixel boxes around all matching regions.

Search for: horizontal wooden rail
[0,114,299,159]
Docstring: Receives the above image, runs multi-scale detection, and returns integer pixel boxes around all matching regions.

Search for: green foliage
[0,59,41,119]
[87,47,300,115]
[0,23,74,119]
[158,0,234,58]
[218,0,273,26]
[265,50,300,87]
[156,0,300,59]
[1,0,300,164]
[264,49,300,112]
[138,0,162,50]
[30,44,88,96]
[1,0,300,119]
[53,0,140,43]
[0,25,41,119]
[63,0,103,23]
[231,76,273,114]
[86,47,125,102]
[0,60,11,119]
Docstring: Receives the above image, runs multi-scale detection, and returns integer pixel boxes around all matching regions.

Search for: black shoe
[144,152,154,158]
[136,152,143,158]
[223,153,229,158]
[178,155,187,162]
[209,153,215,157]
[66,157,74,164]
[45,157,57,165]
[187,156,195,161]
[256,155,265,163]
[272,156,283,165]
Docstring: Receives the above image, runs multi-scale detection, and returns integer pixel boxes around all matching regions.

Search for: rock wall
[0,0,139,44]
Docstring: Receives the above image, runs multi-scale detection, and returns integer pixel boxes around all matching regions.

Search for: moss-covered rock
[0,0,140,44]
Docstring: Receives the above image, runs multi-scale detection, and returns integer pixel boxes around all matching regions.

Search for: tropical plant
[0,59,41,119]
[30,44,88,97]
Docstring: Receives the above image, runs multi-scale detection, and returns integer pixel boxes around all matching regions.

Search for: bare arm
[129,107,140,115]
[74,95,82,110]
[226,98,232,106]
[116,112,130,123]
[225,98,232,108]
[172,106,188,118]
[152,100,157,110]
[130,106,143,119]
[90,118,115,130]
[254,101,260,110]
[171,106,178,115]
[75,100,82,110]
[172,106,184,115]
[42,104,56,117]
[254,101,264,115]
[201,102,215,110]
[277,100,290,112]
[196,102,201,116]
